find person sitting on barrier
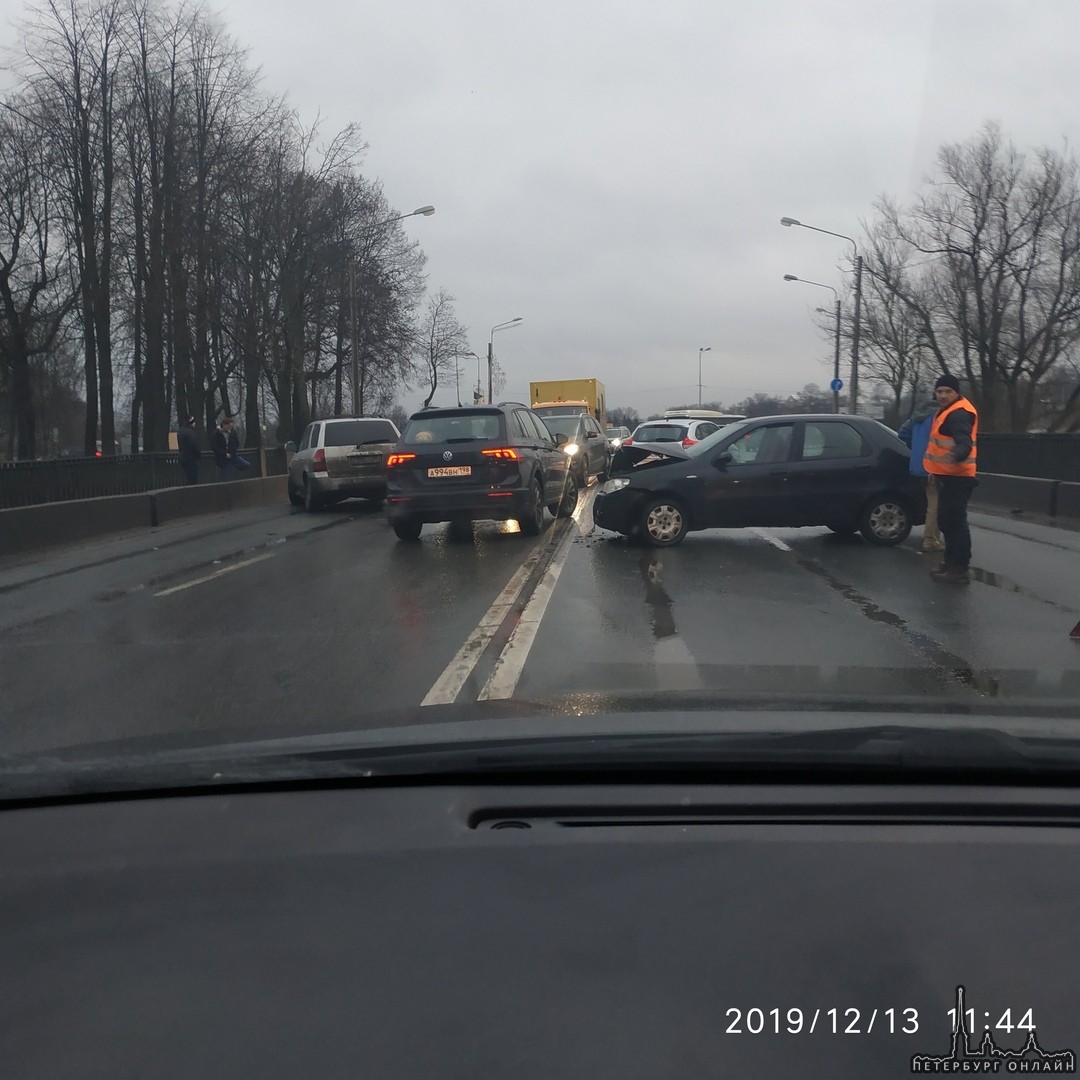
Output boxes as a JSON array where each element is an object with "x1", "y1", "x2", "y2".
[{"x1": 211, "y1": 415, "x2": 251, "y2": 483}]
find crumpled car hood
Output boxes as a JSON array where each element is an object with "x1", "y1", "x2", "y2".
[{"x1": 611, "y1": 441, "x2": 691, "y2": 473}]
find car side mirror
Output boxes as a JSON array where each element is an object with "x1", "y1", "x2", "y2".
[
  {"x1": 555, "y1": 432, "x2": 568, "y2": 446},
  {"x1": 284, "y1": 441, "x2": 297, "y2": 454},
  {"x1": 586, "y1": 431, "x2": 598, "y2": 439},
  {"x1": 713, "y1": 451, "x2": 733, "y2": 469}
]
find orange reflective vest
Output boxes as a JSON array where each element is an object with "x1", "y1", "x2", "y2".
[{"x1": 923, "y1": 397, "x2": 978, "y2": 477}]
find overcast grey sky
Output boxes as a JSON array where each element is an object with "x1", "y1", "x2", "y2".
[{"x1": 4, "y1": 0, "x2": 1080, "y2": 415}]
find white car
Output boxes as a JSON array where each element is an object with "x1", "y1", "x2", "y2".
[
  {"x1": 626, "y1": 416, "x2": 737, "y2": 448},
  {"x1": 287, "y1": 416, "x2": 401, "y2": 512}
]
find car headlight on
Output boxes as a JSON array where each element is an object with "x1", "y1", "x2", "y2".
[
  {"x1": 563, "y1": 442, "x2": 580, "y2": 456},
  {"x1": 600, "y1": 477, "x2": 630, "y2": 494},
  {"x1": 609, "y1": 437, "x2": 622, "y2": 447}
]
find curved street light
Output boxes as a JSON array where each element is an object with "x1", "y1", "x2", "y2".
[
  {"x1": 351, "y1": 204, "x2": 435, "y2": 413},
  {"x1": 783, "y1": 274, "x2": 842, "y2": 414},
  {"x1": 698, "y1": 347, "x2": 712, "y2": 407},
  {"x1": 488, "y1": 318, "x2": 523, "y2": 404},
  {"x1": 780, "y1": 216, "x2": 862, "y2": 413}
]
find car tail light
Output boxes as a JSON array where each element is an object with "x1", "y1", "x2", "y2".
[
  {"x1": 482, "y1": 448, "x2": 521, "y2": 461},
  {"x1": 387, "y1": 453, "x2": 416, "y2": 467},
  {"x1": 313, "y1": 448, "x2": 328, "y2": 473},
  {"x1": 682, "y1": 437, "x2": 697, "y2": 447},
  {"x1": 623, "y1": 437, "x2": 633, "y2": 446}
]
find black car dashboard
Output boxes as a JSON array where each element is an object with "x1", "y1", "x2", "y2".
[{"x1": 2, "y1": 778, "x2": 1078, "y2": 1078}]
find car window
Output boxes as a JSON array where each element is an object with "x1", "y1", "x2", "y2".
[
  {"x1": 542, "y1": 416, "x2": 581, "y2": 439},
  {"x1": 801, "y1": 422, "x2": 869, "y2": 460},
  {"x1": 696, "y1": 422, "x2": 718, "y2": 439},
  {"x1": 402, "y1": 413, "x2": 502, "y2": 443},
  {"x1": 310, "y1": 423, "x2": 322, "y2": 448},
  {"x1": 512, "y1": 410, "x2": 537, "y2": 440},
  {"x1": 323, "y1": 420, "x2": 399, "y2": 447},
  {"x1": 633, "y1": 423, "x2": 687, "y2": 442},
  {"x1": 525, "y1": 411, "x2": 554, "y2": 442},
  {"x1": 298, "y1": 425, "x2": 313, "y2": 452},
  {"x1": 724, "y1": 423, "x2": 796, "y2": 465}
]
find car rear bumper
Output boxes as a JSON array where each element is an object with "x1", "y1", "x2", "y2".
[
  {"x1": 307, "y1": 473, "x2": 386, "y2": 499},
  {"x1": 386, "y1": 485, "x2": 533, "y2": 525}
]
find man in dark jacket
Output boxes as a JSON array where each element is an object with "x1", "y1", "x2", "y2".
[
  {"x1": 178, "y1": 414, "x2": 201, "y2": 485},
  {"x1": 923, "y1": 373, "x2": 979, "y2": 584},
  {"x1": 211, "y1": 415, "x2": 251, "y2": 483}
]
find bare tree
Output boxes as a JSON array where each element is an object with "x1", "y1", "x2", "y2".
[
  {"x1": 21, "y1": 0, "x2": 125, "y2": 453},
  {"x1": 850, "y1": 224, "x2": 935, "y2": 424},
  {"x1": 869, "y1": 123, "x2": 1080, "y2": 431},
  {"x1": 6, "y1": 0, "x2": 430, "y2": 457},
  {"x1": 417, "y1": 288, "x2": 468, "y2": 407},
  {"x1": 0, "y1": 101, "x2": 76, "y2": 456}
]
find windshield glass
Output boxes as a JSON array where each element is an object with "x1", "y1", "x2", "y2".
[
  {"x1": 1, "y1": 0, "x2": 1078, "y2": 799},
  {"x1": 632, "y1": 423, "x2": 687, "y2": 442},
  {"x1": 401, "y1": 413, "x2": 502, "y2": 443},
  {"x1": 684, "y1": 420, "x2": 754, "y2": 457},
  {"x1": 323, "y1": 420, "x2": 398, "y2": 446},
  {"x1": 543, "y1": 417, "x2": 583, "y2": 439}
]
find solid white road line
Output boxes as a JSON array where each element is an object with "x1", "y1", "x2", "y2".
[
  {"x1": 419, "y1": 529, "x2": 560, "y2": 705},
  {"x1": 477, "y1": 491, "x2": 590, "y2": 701},
  {"x1": 749, "y1": 527, "x2": 792, "y2": 551},
  {"x1": 153, "y1": 553, "x2": 275, "y2": 597}
]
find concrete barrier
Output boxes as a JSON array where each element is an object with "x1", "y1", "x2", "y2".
[
  {"x1": 153, "y1": 476, "x2": 286, "y2": 524},
  {"x1": 0, "y1": 476, "x2": 289, "y2": 560},
  {"x1": 0, "y1": 492, "x2": 152, "y2": 558},
  {"x1": 1056, "y1": 481, "x2": 1080, "y2": 521},
  {"x1": 970, "y1": 473, "x2": 1057, "y2": 516}
]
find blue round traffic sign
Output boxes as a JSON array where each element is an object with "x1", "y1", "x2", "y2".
[{"x1": 830, "y1": 378, "x2": 844, "y2": 392}]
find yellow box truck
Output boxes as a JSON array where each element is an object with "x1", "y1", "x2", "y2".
[{"x1": 530, "y1": 379, "x2": 607, "y2": 428}]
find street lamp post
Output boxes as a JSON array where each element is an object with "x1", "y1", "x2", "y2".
[
  {"x1": 783, "y1": 274, "x2": 841, "y2": 414},
  {"x1": 780, "y1": 216, "x2": 862, "y2": 415},
  {"x1": 488, "y1": 318, "x2": 523, "y2": 404},
  {"x1": 462, "y1": 351, "x2": 482, "y2": 404},
  {"x1": 350, "y1": 205, "x2": 435, "y2": 415},
  {"x1": 698, "y1": 347, "x2": 711, "y2": 407}
]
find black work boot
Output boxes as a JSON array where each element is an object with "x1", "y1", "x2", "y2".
[{"x1": 931, "y1": 564, "x2": 970, "y2": 584}]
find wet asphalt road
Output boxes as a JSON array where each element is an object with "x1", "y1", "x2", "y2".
[{"x1": 2, "y1": 488, "x2": 1079, "y2": 756}]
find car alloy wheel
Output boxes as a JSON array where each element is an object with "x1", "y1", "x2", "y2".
[
  {"x1": 641, "y1": 498, "x2": 687, "y2": 546},
  {"x1": 520, "y1": 479, "x2": 546, "y2": 536},
  {"x1": 859, "y1": 497, "x2": 911, "y2": 546}
]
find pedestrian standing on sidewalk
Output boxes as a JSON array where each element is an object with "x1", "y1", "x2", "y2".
[
  {"x1": 897, "y1": 398, "x2": 944, "y2": 554},
  {"x1": 923, "y1": 373, "x2": 979, "y2": 585},
  {"x1": 178, "y1": 414, "x2": 201, "y2": 485}
]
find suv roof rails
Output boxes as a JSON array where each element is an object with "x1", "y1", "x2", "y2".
[{"x1": 496, "y1": 401, "x2": 530, "y2": 409}]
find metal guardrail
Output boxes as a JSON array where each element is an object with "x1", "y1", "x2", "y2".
[
  {"x1": 978, "y1": 434, "x2": 1080, "y2": 482},
  {"x1": 3, "y1": 435, "x2": 1077, "y2": 507},
  {"x1": 0, "y1": 448, "x2": 289, "y2": 509}
]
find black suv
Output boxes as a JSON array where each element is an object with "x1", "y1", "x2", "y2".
[{"x1": 385, "y1": 404, "x2": 578, "y2": 541}]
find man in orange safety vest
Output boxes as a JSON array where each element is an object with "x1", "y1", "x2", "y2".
[{"x1": 923, "y1": 373, "x2": 978, "y2": 585}]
